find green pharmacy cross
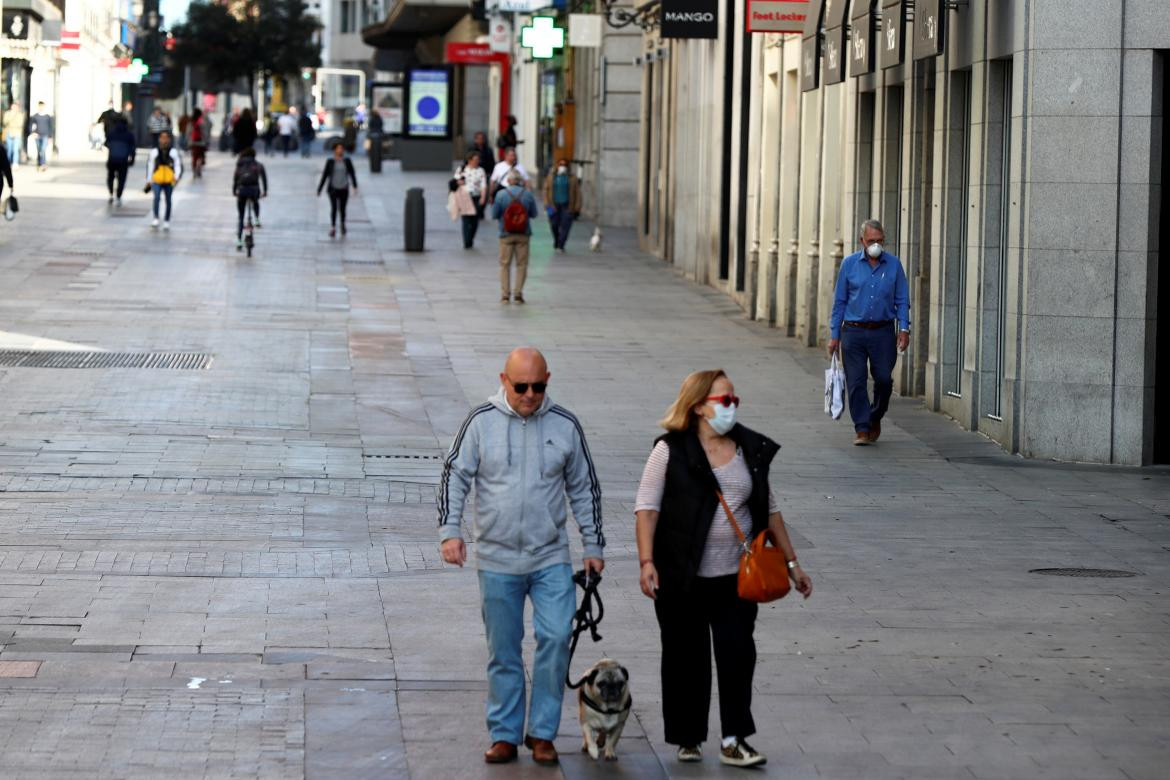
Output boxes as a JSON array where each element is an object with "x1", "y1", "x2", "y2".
[{"x1": 520, "y1": 16, "x2": 565, "y2": 60}]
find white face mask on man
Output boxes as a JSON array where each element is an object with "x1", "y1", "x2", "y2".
[
  {"x1": 866, "y1": 242, "x2": 884, "y2": 259},
  {"x1": 556, "y1": 166, "x2": 568, "y2": 175}
]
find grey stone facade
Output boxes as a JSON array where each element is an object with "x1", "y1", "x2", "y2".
[{"x1": 633, "y1": 0, "x2": 1170, "y2": 465}]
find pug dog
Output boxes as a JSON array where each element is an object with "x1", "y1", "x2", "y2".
[{"x1": 577, "y1": 658, "x2": 631, "y2": 761}]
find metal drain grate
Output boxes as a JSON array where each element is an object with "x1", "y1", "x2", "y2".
[
  {"x1": 364, "y1": 453, "x2": 443, "y2": 460},
  {"x1": 0, "y1": 350, "x2": 214, "y2": 370},
  {"x1": 1029, "y1": 568, "x2": 1140, "y2": 578}
]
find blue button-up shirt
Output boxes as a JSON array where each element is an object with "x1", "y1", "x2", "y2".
[{"x1": 829, "y1": 250, "x2": 911, "y2": 339}]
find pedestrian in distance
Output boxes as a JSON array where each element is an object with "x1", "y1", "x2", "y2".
[
  {"x1": 144, "y1": 131, "x2": 182, "y2": 230},
  {"x1": 261, "y1": 115, "x2": 277, "y2": 155},
  {"x1": 277, "y1": 107, "x2": 297, "y2": 157},
  {"x1": 492, "y1": 169, "x2": 538, "y2": 304},
  {"x1": 439, "y1": 346, "x2": 605, "y2": 767},
  {"x1": 542, "y1": 158, "x2": 581, "y2": 252},
  {"x1": 97, "y1": 101, "x2": 122, "y2": 137},
  {"x1": 453, "y1": 151, "x2": 488, "y2": 249},
  {"x1": 0, "y1": 137, "x2": 13, "y2": 208},
  {"x1": 3, "y1": 102, "x2": 25, "y2": 167},
  {"x1": 232, "y1": 147, "x2": 267, "y2": 250},
  {"x1": 29, "y1": 102, "x2": 53, "y2": 171},
  {"x1": 635, "y1": 369, "x2": 812, "y2": 767},
  {"x1": 498, "y1": 114, "x2": 518, "y2": 150},
  {"x1": 471, "y1": 130, "x2": 496, "y2": 176},
  {"x1": 489, "y1": 146, "x2": 530, "y2": 202},
  {"x1": 147, "y1": 107, "x2": 170, "y2": 148},
  {"x1": 188, "y1": 108, "x2": 209, "y2": 178},
  {"x1": 104, "y1": 118, "x2": 136, "y2": 207},
  {"x1": 826, "y1": 219, "x2": 911, "y2": 446},
  {"x1": 233, "y1": 108, "x2": 257, "y2": 155},
  {"x1": 297, "y1": 109, "x2": 315, "y2": 158},
  {"x1": 317, "y1": 141, "x2": 358, "y2": 238}
]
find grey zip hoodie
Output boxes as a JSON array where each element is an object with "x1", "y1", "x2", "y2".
[{"x1": 438, "y1": 388, "x2": 604, "y2": 574}]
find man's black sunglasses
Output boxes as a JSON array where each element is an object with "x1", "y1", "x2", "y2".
[{"x1": 510, "y1": 381, "x2": 547, "y2": 395}]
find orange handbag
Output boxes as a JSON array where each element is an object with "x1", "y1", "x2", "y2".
[{"x1": 717, "y1": 491, "x2": 791, "y2": 602}]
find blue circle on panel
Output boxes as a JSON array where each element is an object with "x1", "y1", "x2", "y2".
[{"x1": 417, "y1": 96, "x2": 441, "y2": 120}]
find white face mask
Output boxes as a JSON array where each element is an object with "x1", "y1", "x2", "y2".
[
  {"x1": 707, "y1": 402, "x2": 737, "y2": 435},
  {"x1": 557, "y1": 166, "x2": 568, "y2": 175},
  {"x1": 866, "y1": 242, "x2": 884, "y2": 259}
]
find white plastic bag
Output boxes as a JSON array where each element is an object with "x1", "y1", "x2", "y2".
[{"x1": 824, "y1": 352, "x2": 845, "y2": 419}]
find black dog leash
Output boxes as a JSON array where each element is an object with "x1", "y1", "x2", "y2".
[{"x1": 565, "y1": 569, "x2": 604, "y2": 689}]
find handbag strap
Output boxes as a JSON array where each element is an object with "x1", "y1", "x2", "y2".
[{"x1": 715, "y1": 490, "x2": 747, "y2": 545}]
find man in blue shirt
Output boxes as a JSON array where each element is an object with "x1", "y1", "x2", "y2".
[{"x1": 827, "y1": 219, "x2": 911, "y2": 445}]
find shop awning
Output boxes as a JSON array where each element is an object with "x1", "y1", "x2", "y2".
[{"x1": 362, "y1": 0, "x2": 469, "y2": 50}]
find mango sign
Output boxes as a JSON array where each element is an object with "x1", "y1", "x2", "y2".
[{"x1": 747, "y1": 0, "x2": 811, "y2": 33}]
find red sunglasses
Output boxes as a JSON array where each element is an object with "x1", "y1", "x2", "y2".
[{"x1": 707, "y1": 394, "x2": 740, "y2": 407}]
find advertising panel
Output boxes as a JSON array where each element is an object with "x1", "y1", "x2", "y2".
[
  {"x1": 371, "y1": 85, "x2": 403, "y2": 135},
  {"x1": 405, "y1": 68, "x2": 451, "y2": 139},
  {"x1": 661, "y1": 0, "x2": 719, "y2": 39},
  {"x1": 747, "y1": 0, "x2": 811, "y2": 35}
]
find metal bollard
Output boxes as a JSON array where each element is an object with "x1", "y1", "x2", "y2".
[{"x1": 404, "y1": 187, "x2": 425, "y2": 252}]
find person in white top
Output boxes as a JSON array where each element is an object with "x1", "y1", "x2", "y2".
[
  {"x1": 634, "y1": 369, "x2": 812, "y2": 768},
  {"x1": 489, "y1": 146, "x2": 529, "y2": 199},
  {"x1": 276, "y1": 107, "x2": 298, "y2": 157}
]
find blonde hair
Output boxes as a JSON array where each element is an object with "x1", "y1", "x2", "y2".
[{"x1": 659, "y1": 369, "x2": 726, "y2": 431}]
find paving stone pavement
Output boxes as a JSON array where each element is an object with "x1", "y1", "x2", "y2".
[{"x1": 0, "y1": 151, "x2": 1167, "y2": 779}]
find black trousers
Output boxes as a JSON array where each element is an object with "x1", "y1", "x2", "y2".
[
  {"x1": 237, "y1": 195, "x2": 260, "y2": 238},
  {"x1": 328, "y1": 187, "x2": 349, "y2": 227},
  {"x1": 654, "y1": 573, "x2": 758, "y2": 745},
  {"x1": 106, "y1": 161, "x2": 128, "y2": 197},
  {"x1": 461, "y1": 214, "x2": 479, "y2": 247}
]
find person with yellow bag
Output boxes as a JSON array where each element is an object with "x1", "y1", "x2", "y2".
[
  {"x1": 143, "y1": 131, "x2": 183, "y2": 230},
  {"x1": 634, "y1": 369, "x2": 812, "y2": 768}
]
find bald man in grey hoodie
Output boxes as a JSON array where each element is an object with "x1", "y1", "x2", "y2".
[{"x1": 439, "y1": 347, "x2": 604, "y2": 767}]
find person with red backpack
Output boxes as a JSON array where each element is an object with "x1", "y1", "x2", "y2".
[
  {"x1": 491, "y1": 169, "x2": 539, "y2": 304},
  {"x1": 232, "y1": 147, "x2": 267, "y2": 249}
]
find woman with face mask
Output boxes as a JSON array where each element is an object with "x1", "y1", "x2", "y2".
[{"x1": 634, "y1": 369, "x2": 812, "y2": 768}]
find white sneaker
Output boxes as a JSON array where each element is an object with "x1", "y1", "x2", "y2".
[
  {"x1": 162, "y1": 221, "x2": 170, "y2": 231},
  {"x1": 115, "y1": 198, "x2": 122, "y2": 207},
  {"x1": 108, "y1": 195, "x2": 114, "y2": 204},
  {"x1": 677, "y1": 745, "x2": 702, "y2": 763},
  {"x1": 151, "y1": 218, "x2": 159, "y2": 228},
  {"x1": 720, "y1": 739, "x2": 766, "y2": 767}
]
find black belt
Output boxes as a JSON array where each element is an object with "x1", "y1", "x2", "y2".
[{"x1": 844, "y1": 320, "x2": 894, "y2": 330}]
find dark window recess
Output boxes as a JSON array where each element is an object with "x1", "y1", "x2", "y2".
[{"x1": 1155, "y1": 52, "x2": 1169, "y2": 462}]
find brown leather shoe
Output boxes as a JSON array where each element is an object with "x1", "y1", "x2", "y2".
[
  {"x1": 869, "y1": 419, "x2": 881, "y2": 442},
  {"x1": 524, "y1": 735, "x2": 559, "y2": 765},
  {"x1": 484, "y1": 741, "x2": 518, "y2": 764},
  {"x1": 853, "y1": 431, "x2": 870, "y2": 446}
]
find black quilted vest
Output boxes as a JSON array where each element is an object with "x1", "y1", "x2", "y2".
[{"x1": 651, "y1": 424, "x2": 779, "y2": 594}]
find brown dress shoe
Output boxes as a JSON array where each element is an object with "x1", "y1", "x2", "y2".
[
  {"x1": 869, "y1": 419, "x2": 881, "y2": 442},
  {"x1": 484, "y1": 741, "x2": 518, "y2": 764},
  {"x1": 524, "y1": 735, "x2": 559, "y2": 765},
  {"x1": 853, "y1": 431, "x2": 870, "y2": 446}
]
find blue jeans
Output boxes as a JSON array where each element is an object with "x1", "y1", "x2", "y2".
[
  {"x1": 549, "y1": 205, "x2": 574, "y2": 248},
  {"x1": 841, "y1": 325, "x2": 897, "y2": 433},
  {"x1": 151, "y1": 183, "x2": 173, "y2": 220},
  {"x1": 5, "y1": 136, "x2": 18, "y2": 165},
  {"x1": 478, "y1": 563, "x2": 575, "y2": 743},
  {"x1": 35, "y1": 136, "x2": 47, "y2": 167}
]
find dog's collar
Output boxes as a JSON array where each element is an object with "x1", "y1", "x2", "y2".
[{"x1": 581, "y1": 692, "x2": 632, "y2": 716}]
